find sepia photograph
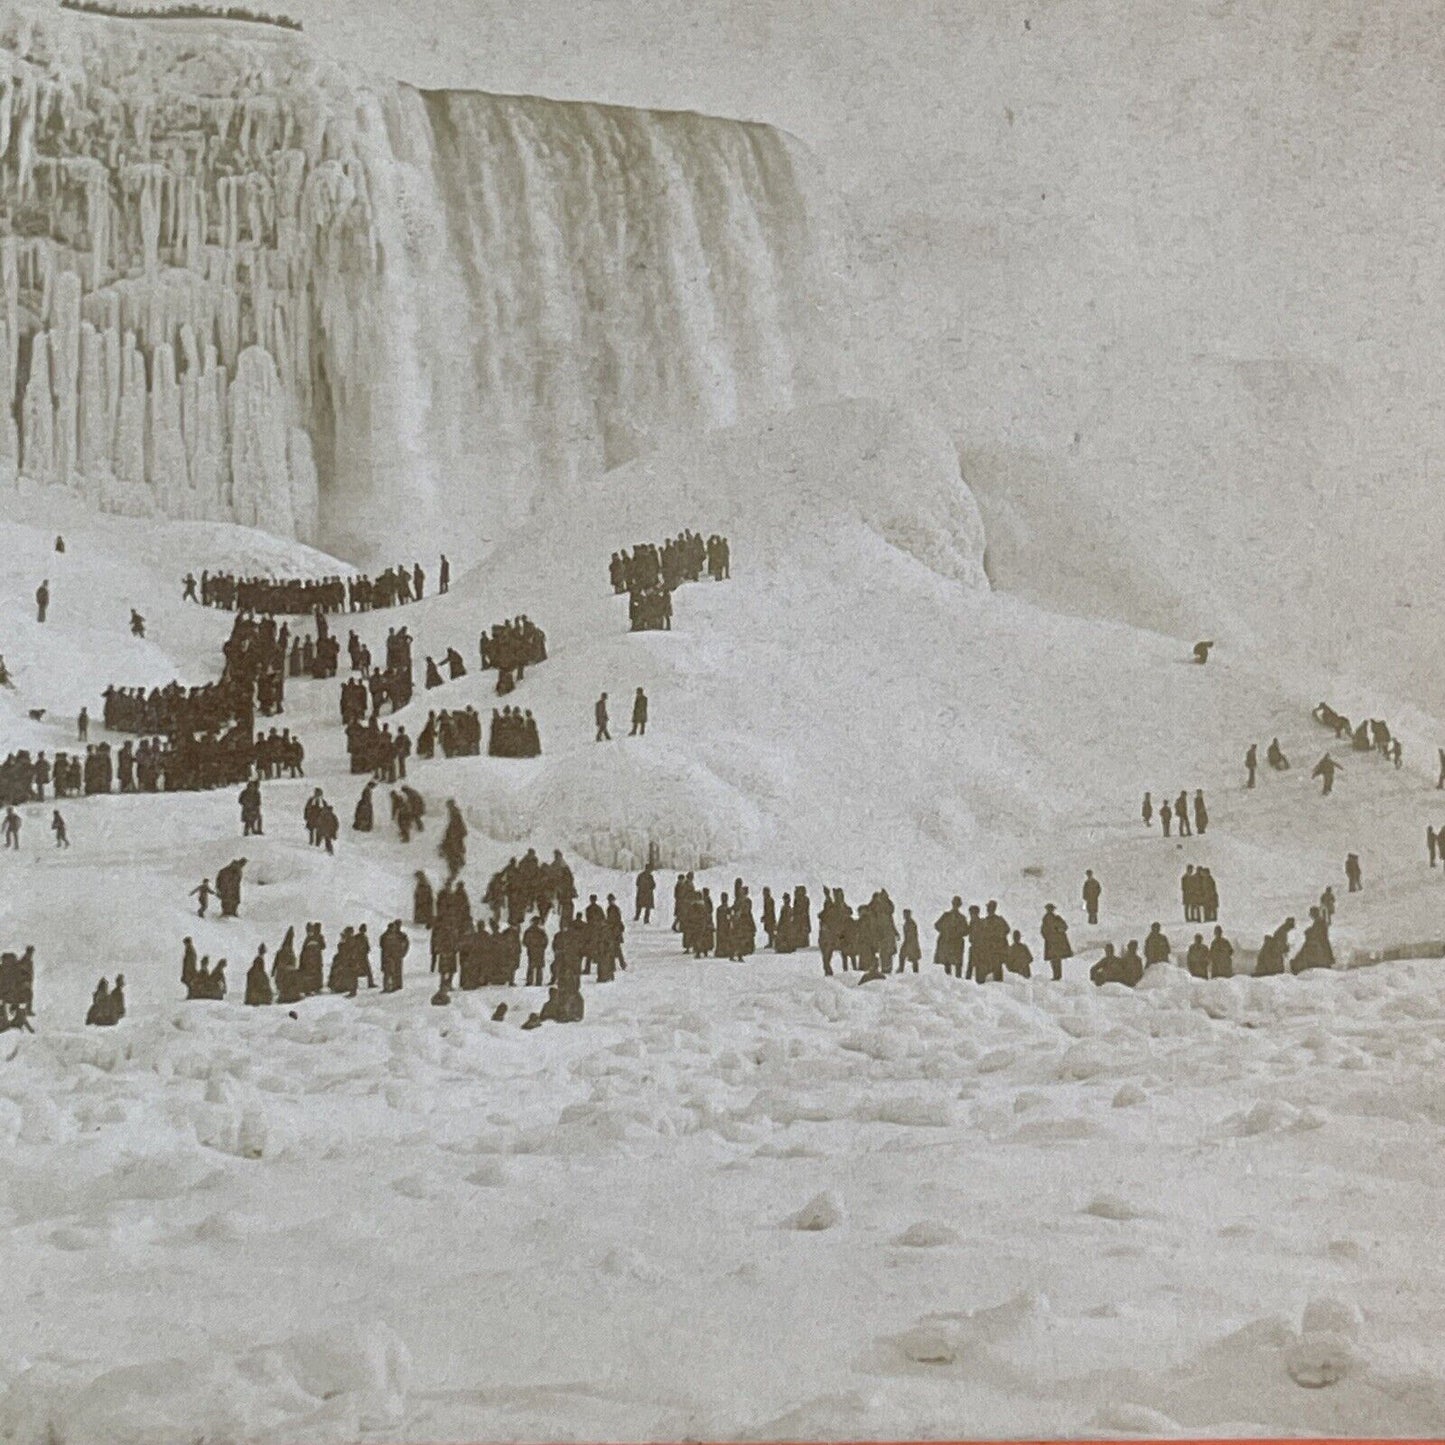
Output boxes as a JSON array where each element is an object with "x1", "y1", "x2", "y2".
[{"x1": 0, "y1": 0, "x2": 1443, "y2": 1439}]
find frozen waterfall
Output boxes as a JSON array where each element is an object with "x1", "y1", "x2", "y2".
[{"x1": 0, "y1": 1, "x2": 837, "y2": 556}]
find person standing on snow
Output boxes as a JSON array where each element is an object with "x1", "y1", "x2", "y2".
[
  {"x1": 1345, "y1": 853, "x2": 1363, "y2": 893},
  {"x1": 35, "y1": 580, "x2": 48, "y2": 624},
  {"x1": 630, "y1": 687, "x2": 648, "y2": 737},
  {"x1": 595, "y1": 692, "x2": 611, "y2": 742},
  {"x1": 1082, "y1": 869, "x2": 1102, "y2": 925}
]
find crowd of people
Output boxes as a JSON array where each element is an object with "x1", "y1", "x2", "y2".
[
  {"x1": 418, "y1": 708, "x2": 482, "y2": 760},
  {"x1": 490, "y1": 707, "x2": 541, "y2": 758},
  {"x1": 0, "y1": 726, "x2": 274, "y2": 807},
  {"x1": 609, "y1": 531, "x2": 730, "y2": 596},
  {"x1": 344, "y1": 719, "x2": 413, "y2": 779},
  {"x1": 1140, "y1": 789, "x2": 1209, "y2": 837},
  {"x1": 187, "y1": 561, "x2": 436, "y2": 614},
  {"x1": 611, "y1": 532, "x2": 729, "y2": 631},
  {"x1": 338, "y1": 664, "x2": 414, "y2": 726},
  {"x1": 478, "y1": 616, "x2": 547, "y2": 694}
]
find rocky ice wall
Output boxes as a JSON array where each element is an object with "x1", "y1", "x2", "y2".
[{"x1": 0, "y1": 2, "x2": 836, "y2": 555}]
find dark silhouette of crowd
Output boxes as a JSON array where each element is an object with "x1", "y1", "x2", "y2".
[
  {"x1": 479, "y1": 616, "x2": 547, "y2": 694},
  {"x1": 418, "y1": 708, "x2": 482, "y2": 759},
  {"x1": 610, "y1": 531, "x2": 729, "y2": 596},
  {"x1": 189, "y1": 562, "x2": 428, "y2": 614},
  {"x1": 0, "y1": 945, "x2": 35, "y2": 1032},
  {"x1": 489, "y1": 707, "x2": 541, "y2": 758},
  {"x1": 611, "y1": 532, "x2": 728, "y2": 630},
  {"x1": 0, "y1": 723, "x2": 276, "y2": 805},
  {"x1": 344, "y1": 718, "x2": 412, "y2": 779}
]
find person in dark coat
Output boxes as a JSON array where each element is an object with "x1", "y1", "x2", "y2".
[
  {"x1": 380, "y1": 920, "x2": 410, "y2": 992},
  {"x1": 634, "y1": 867, "x2": 656, "y2": 923},
  {"x1": 1208, "y1": 926, "x2": 1234, "y2": 979},
  {"x1": 1040, "y1": 904, "x2": 1072, "y2": 981},
  {"x1": 1193, "y1": 790, "x2": 1208, "y2": 835},
  {"x1": 1005, "y1": 930, "x2": 1033, "y2": 977},
  {"x1": 413, "y1": 871, "x2": 434, "y2": 927},
  {"x1": 1290, "y1": 908, "x2": 1334, "y2": 973},
  {"x1": 1185, "y1": 933, "x2": 1210, "y2": 978},
  {"x1": 245, "y1": 948, "x2": 273, "y2": 1005},
  {"x1": 85, "y1": 977, "x2": 113, "y2": 1026},
  {"x1": 898, "y1": 909, "x2": 921, "y2": 972},
  {"x1": 1160, "y1": 799, "x2": 1172, "y2": 837},
  {"x1": 1345, "y1": 852, "x2": 1363, "y2": 893},
  {"x1": 1082, "y1": 870, "x2": 1102, "y2": 925},
  {"x1": 934, "y1": 898, "x2": 968, "y2": 978},
  {"x1": 523, "y1": 916, "x2": 548, "y2": 986},
  {"x1": 630, "y1": 688, "x2": 648, "y2": 736},
  {"x1": 595, "y1": 693, "x2": 611, "y2": 742},
  {"x1": 1143, "y1": 922, "x2": 1171, "y2": 968},
  {"x1": 215, "y1": 859, "x2": 246, "y2": 918},
  {"x1": 353, "y1": 780, "x2": 375, "y2": 832},
  {"x1": 1245, "y1": 743, "x2": 1257, "y2": 788},
  {"x1": 440, "y1": 800, "x2": 467, "y2": 879}
]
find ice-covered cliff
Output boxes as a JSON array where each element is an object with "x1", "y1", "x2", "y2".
[{"x1": 0, "y1": 1, "x2": 836, "y2": 554}]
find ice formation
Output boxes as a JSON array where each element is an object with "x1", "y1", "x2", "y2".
[{"x1": 0, "y1": 1, "x2": 835, "y2": 553}]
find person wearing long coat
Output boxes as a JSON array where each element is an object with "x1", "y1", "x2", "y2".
[
  {"x1": 934, "y1": 899, "x2": 968, "y2": 977},
  {"x1": 245, "y1": 949, "x2": 274, "y2": 1005},
  {"x1": 353, "y1": 781, "x2": 375, "y2": 832},
  {"x1": 1040, "y1": 905, "x2": 1073, "y2": 981},
  {"x1": 413, "y1": 871, "x2": 435, "y2": 928}
]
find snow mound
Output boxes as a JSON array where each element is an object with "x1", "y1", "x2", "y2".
[
  {"x1": 895, "y1": 1221, "x2": 960, "y2": 1248},
  {"x1": 1083, "y1": 1193, "x2": 1149, "y2": 1222},
  {"x1": 0, "y1": 1321, "x2": 411, "y2": 1443},
  {"x1": 468, "y1": 744, "x2": 763, "y2": 872},
  {"x1": 786, "y1": 1190, "x2": 845, "y2": 1231}
]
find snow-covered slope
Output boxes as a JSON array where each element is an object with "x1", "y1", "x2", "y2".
[{"x1": 4, "y1": 401, "x2": 1445, "y2": 1438}]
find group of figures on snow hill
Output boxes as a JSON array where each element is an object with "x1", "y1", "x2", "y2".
[
  {"x1": 415, "y1": 851, "x2": 599, "y2": 1022},
  {"x1": 84, "y1": 974, "x2": 125, "y2": 1027},
  {"x1": 344, "y1": 718, "x2": 413, "y2": 779},
  {"x1": 1244, "y1": 706, "x2": 1404, "y2": 798},
  {"x1": 185, "y1": 557, "x2": 445, "y2": 614},
  {"x1": 351, "y1": 778, "x2": 427, "y2": 841},
  {"x1": 489, "y1": 707, "x2": 542, "y2": 759},
  {"x1": 610, "y1": 531, "x2": 730, "y2": 596},
  {"x1": 338, "y1": 666, "x2": 414, "y2": 729},
  {"x1": 179, "y1": 919, "x2": 414, "y2": 1005},
  {"x1": 424, "y1": 647, "x2": 469, "y2": 690},
  {"x1": 611, "y1": 531, "x2": 730, "y2": 632},
  {"x1": 478, "y1": 615, "x2": 548, "y2": 696},
  {"x1": 418, "y1": 708, "x2": 482, "y2": 759},
  {"x1": 0, "y1": 727, "x2": 268, "y2": 807},
  {"x1": 1140, "y1": 789, "x2": 1209, "y2": 837},
  {"x1": 0, "y1": 945, "x2": 35, "y2": 1032},
  {"x1": 287, "y1": 619, "x2": 343, "y2": 680}
]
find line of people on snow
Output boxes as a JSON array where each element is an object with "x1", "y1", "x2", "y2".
[
  {"x1": 417, "y1": 708, "x2": 482, "y2": 759},
  {"x1": 610, "y1": 531, "x2": 729, "y2": 596},
  {"x1": 1140, "y1": 789, "x2": 1209, "y2": 836},
  {"x1": 0, "y1": 726, "x2": 271, "y2": 806},
  {"x1": 187, "y1": 561, "x2": 438, "y2": 614}
]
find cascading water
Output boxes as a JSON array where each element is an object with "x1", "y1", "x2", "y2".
[{"x1": 0, "y1": 0, "x2": 837, "y2": 557}]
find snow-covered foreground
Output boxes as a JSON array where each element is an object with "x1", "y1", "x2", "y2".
[
  {"x1": 5, "y1": 936, "x2": 1445, "y2": 1441},
  {"x1": 4, "y1": 413, "x2": 1445, "y2": 1439}
]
